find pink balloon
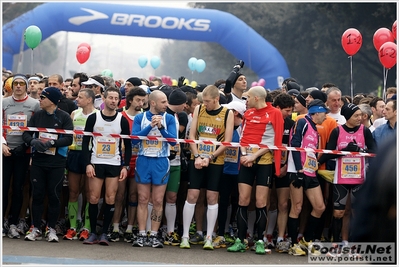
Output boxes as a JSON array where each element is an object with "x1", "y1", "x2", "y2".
[
  {"x1": 393, "y1": 20, "x2": 397, "y2": 40},
  {"x1": 251, "y1": 81, "x2": 258, "y2": 87},
  {"x1": 258, "y1": 78, "x2": 266, "y2": 86}
]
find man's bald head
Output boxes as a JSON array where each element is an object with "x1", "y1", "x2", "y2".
[
  {"x1": 249, "y1": 86, "x2": 267, "y2": 100},
  {"x1": 149, "y1": 90, "x2": 167, "y2": 102}
]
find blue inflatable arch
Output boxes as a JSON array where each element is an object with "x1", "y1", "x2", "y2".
[{"x1": 2, "y1": 2, "x2": 290, "y2": 89}]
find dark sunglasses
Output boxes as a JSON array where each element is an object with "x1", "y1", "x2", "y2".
[
  {"x1": 40, "y1": 95, "x2": 47, "y2": 100},
  {"x1": 13, "y1": 81, "x2": 26, "y2": 86},
  {"x1": 84, "y1": 85, "x2": 94, "y2": 89}
]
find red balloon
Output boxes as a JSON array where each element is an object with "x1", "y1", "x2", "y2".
[
  {"x1": 392, "y1": 20, "x2": 397, "y2": 40},
  {"x1": 341, "y1": 28, "x2": 362, "y2": 56},
  {"x1": 379, "y1": 42, "x2": 397, "y2": 69},
  {"x1": 373, "y1": 28, "x2": 394, "y2": 51},
  {"x1": 78, "y1": 42, "x2": 91, "y2": 53},
  {"x1": 76, "y1": 46, "x2": 90, "y2": 64}
]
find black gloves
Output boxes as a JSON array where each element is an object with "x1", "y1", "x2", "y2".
[
  {"x1": 342, "y1": 141, "x2": 360, "y2": 152},
  {"x1": 11, "y1": 143, "x2": 29, "y2": 157},
  {"x1": 178, "y1": 76, "x2": 186, "y2": 87},
  {"x1": 31, "y1": 139, "x2": 52, "y2": 153},
  {"x1": 292, "y1": 172, "x2": 305, "y2": 188}
]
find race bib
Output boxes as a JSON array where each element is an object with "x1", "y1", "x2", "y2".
[
  {"x1": 303, "y1": 152, "x2": 318, "y2": 174},
  {"x1": 38, "y1": 132, "x2": 58, "y2": 156},
  {"x1": 224, "y1": 147, "x2": 239, "y2": 163},
  {"x1": 246, "y1": 147, "x2": 259, "y2": 156},
  {"x1": 198, "y1": 137, "x2": 216, "y2": 158},
  {"x1": 74, "y1": 126, "x2": 84, "y2": 147},
  {"x1": 95, "y1": 137, "x2": 117, "y2": 158},
  {"x1": 143, "y1": 139, "x2": 162, "y2": 157},
  {"x1": 7, "y1": 114, "x2": 27, "y2": 135},
  {"x1": 132, "y1": 144, "x2": 140, "y2": 156},
  {"x1": 341, "y1": 157, "x2": 361, "y2": 178}
]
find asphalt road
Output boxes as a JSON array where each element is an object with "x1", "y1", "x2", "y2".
[{"x1": 2, "y1": 237, "x2": 313, "y2": 265}]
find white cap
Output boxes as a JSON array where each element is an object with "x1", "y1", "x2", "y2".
[{"x1": 223, "y1": 101, "x2": 246, "y2": 116}]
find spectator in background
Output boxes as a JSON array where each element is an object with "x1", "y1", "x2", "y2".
[
  {"x1": 27, "y1": 76, "x2": 41, "y2": 99},
  {"x1": 358, "y1": 103, "x2": 374, "y2": 132},
  {"x1": 81, "y1": 75, "x2": 105, "y2": 110},
  {"x1": 372, "y1": 99, "x2": 396, "y2": 147},
  {"x1": 63, "y1": 78, "x2": 73, "y2": 96},
  {"x1": 386, "y1": 87, "x2": 397, "y2": 101},
  {"x1": 47, "y1": 74, "x2": 77, "y2": 114}
]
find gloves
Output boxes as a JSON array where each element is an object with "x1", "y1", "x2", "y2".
[
  {"x1": 292, "y1": 172, "x2": 305, "y2": 188},
  {"x1": 342, "y1": 141, "x2": 360, "y2": 152},
  {"x1": 178, "y1": 76, "x2": 186, "y2": 87},
  {"x1": 12, "y1": 143, "x2": 29, "y2": 157},
  {"x1": 31, "y1": 139, "x2": 52, "y2": 153}
]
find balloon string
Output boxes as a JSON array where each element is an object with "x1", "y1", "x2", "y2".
[
  {"x1": 30, "y1": 50, "x2": 33, "y2": 74},
  {"x1": 383, "y1": 67, "x2": 388, "y2": 102},
  {"x1": 349, "y1": 56, "x2": 353, "y2": 101}
]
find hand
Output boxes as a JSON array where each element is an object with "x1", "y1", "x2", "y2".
[
  {"x1": 342, "y1": 141, "x2": 360, "y2": 152},
  {"x1": 31, "y1": 139, "x2": 49, "y2": 153},
  {"x1": 279, "y1": 164, "x2": 288, "y2": 177},
  {"x1": 119, "y1": 168, "x2": 127, "y2": 181},
  {"x1": 12, "y1": 143, "x2": 29, "y2": 157},
  {"x1": 194, "y1": 157, "x2": 203, "y2": 169},
  {"x1": 292, "y1": 172, "x2": 305, "y2": 188},
  {"x1": 201, "y1": 157, "x2": 210, "y2": 168},
  {"x1": 86, "y1": 164, "x2": 96, "y2": 178},
  {"x1": 240, "y1": 154, "x2": 254, "y2": 167},
  {"x1": 2, "y1": 144, "x2": 12, "y2": 157},
  {"x1": 178, "y1": 76, "x2": 186, "y2": 87}
]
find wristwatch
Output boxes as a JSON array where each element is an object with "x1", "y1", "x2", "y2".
[
  {"x1": 210, "y1": 154, "x2": 216, "y2": 162},
  {"x1": 50, "y1": 140, "x2": 55, "y2": 146},
  {"x1": 158, "y1": 125, "x2": 165, "y2": 131},
  {"x1": 241, "y1": 151, "x2": 247, "y2": 156},
  {"x1": 194, "y1": 154, "x2": 200, "y2": 158},
  {"x1": 123, "y1": 166, "x2": 130, "y2": 171}
]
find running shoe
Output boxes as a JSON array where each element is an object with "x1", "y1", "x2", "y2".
[
  {"x1": 79, "y1": 228, "x2": 89, "y2": 241},
  {"x1": 133, "y1": 234, "x2": 146, "y2": 247},
  {"x1": 255, "y1": 240, "x2": 266, "y2": 255},
  {"x1": 227, "y1": 238, "x2": 247, "y2": 252},
  {"x1": 109, "y1": 231, "x2": 120, "y2": 242},
  {"x1": 26, "y1": 225, "x2": 34, "y2": 235},
  {"x1": 212, "y1": 235, "x2": 226, "y2": 249},
  {"x1": 265, "y1": 234, "x2": 275, "y2": 249},
  {"x1": 63, "y1": 228, "x2": 77, "y2": 240},
  {"x1": 25, "y1": 227, "x2": 42, "y2": 241},
  {"x1": 189, "y1": 232, "x2": 204, "y2": 245},
  {"x1": 83, "y1": 233, "x2": 98, "y2": 245},
  {"x1": 288, "y1": 243, "x2": 306, "y2": 256},
  {"x1": 17, "y1": 219, "x2": 29, "y2": 235},
  {"x1": 164, "y1": 232, "x2": 181, "y2": 246},
  {"x1": 55, "y1": 221, "x2": 65, "y2": 236},
  {"x1": 246, "y1": 235, "x2": 255, "y2": 247},
  {"x1": 189, "y1": 222, "x2": 196, "y2": 235},
  {"x1": 275, "y1": 240, "x2": 290, "y2": 253},
  {"x1": 47, "y1": 227, "x2": 59, "y2": 242},
  {"x1": 299, "y1": 237, "x2": 321, "y2": 256},
  {"x1": 98, "y1": 233, "x2": 109, "y2": 246},
  {"x1": 224, "y1": 233, "x2": 235, "y2": 245},
  {"x1": 124, "y1": 231, "x2": 134, "y2": 243},
  {"x1": 179, "y1": 237, "x2": 190, "y2": 249},
  {"x1": 8, "y1": 224, "x2": 20, "y2": 239},
  {"x1": 150, "y1": 235, "x2": 164, "y2": 248},
  {"x1": 203, "y1": 238, "x2": 214, "y2": 250}
]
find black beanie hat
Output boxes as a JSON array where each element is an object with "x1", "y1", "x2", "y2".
[
  {"x1": 126, "y1": 77, "x2": 142, "y2": 87},
  {"x1": 41, "y1": 87, "x2": 62, "y2": 105},
  {"x1": 287, "y1": 81, "x2": 300, "y2": 90},
  {"x1": 296, "y1": 94, "x2": 307, "y2": 108},
  {"x1": 310, "y1": 90, "x2": 327, "y2": 103},
  {"x1": 341, "y1": 103, "x2": 360, "y2": 120},
  {"x1": 233, "y1": 73, "x2": 244, "y2": 85},
  {"x1": 169, "y1": 89, "x2": 187, "y2": 105}
]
